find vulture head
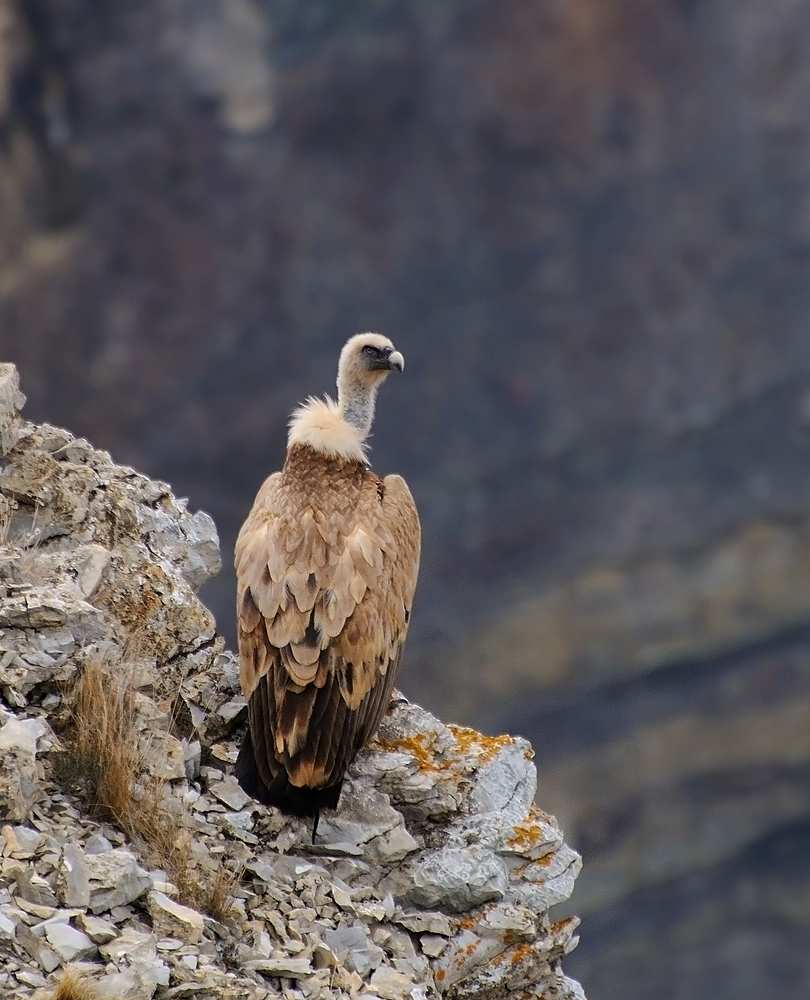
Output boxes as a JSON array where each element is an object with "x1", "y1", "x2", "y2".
[
  {"x1": 338, "y1": 332, "x2": 404, "y2": 386},
  {"x1": 336, "y1": 333, "x2": 404, "y2": 438},
  {"x1": 288, "y1": 333, "x2": 405, "y2": 462}
]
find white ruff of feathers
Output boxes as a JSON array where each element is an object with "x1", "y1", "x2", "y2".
[{"x1": 287, "y1": 397, "x2": 369, "y2": 464}]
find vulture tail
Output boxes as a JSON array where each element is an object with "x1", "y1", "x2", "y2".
[{"x1": 235, "y1": 728, "x2": 344, "y2": 824}]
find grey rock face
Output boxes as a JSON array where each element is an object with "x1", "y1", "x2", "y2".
[
  {"x1": 0, "y1": 365, "x2": 25, "y2": 457},
  {"x1": 404, "y1": 846, "x2": 509, "y2": 913},
  {"x1": 0, "y1": 713, "x2": 48, "y2": 821}
]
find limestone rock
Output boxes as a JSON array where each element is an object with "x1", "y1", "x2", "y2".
[
  {"x1": 43, "y1": 920, "x2": 96, "y2": 963},
  {"x1": 370, "y1": 966, "x2": 421, "y2": 1000},
  {"x1": 0, "y1": 363, "x2": 25, "y2": 456},
  {"x1": 147, "y1": 891, "x2": 205, "y2": 944},
  {"x1": 243, "y1": 956, "x2": 314, "y2": 977},
  {"x1": 76, "y1": 912, "x2": 119, "y2": 944},
  {"x1": 0, "y1": 714, "x2": 47, "y2": 822},
  {"x1": 56, "y1": 844, "x2": 91, "y2": 908},
  {"x1": 402, "y1": 846, "x2": 509, "y2": 913},
  {"x1": 85, "y1": 849, "x2": 151, "y2": 913}
]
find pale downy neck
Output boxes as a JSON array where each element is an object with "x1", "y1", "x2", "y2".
[{"x1": 337, "y1": 374, "x2": 378, "y2": 441}]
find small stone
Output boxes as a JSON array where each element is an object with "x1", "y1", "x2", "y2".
[
  {"x1": 142, "y1": 730, "x2": 188, "y2": 781},
  {"x1": 477, "y1": 901, "x2": 537, "y2": 939},
  {"x1": 210, "y1": 779, "x2": 253, "y2": 812},
  {"x1": 218, "y1": 808, "x2": 254, "y2": 831},
  {"x1": 85, "y1": 834, "x2": 114, "y2": 855},
  {"x1": 369, "y1": 966, "x2": 416, "y2": 1000},
  {"x1": 57, "y1": 844, "x2": 91, "y2": 908},
  {"x1": 43, "y1": 920, "x2": 96, "y2": 962},
  {"x1": 393, "y1": 911, "x2": 454, "y2": 937},
  {"x1": 92, "y1": 969, "x2": 153, "y2": 999},
  {"x1": 85, "y1": 848, "x2": 151, "y2": 913},
  {"x1": 15, "y1": 922, "x2": 60, "y2": 972},
  {"x1": 9, "y1": 825, "x2": 43, "y2": 854},
  {"x1": 332, "y1": 967, "x2": 364, "y2": 995},
  {"x1": 420, "y1": 934, "x2": 447, "y2": 958},
  {"x1": 15, "y1": 969, "x2": 47, "y2": 987},
  {"x1": 147, "y1": 891, "x2": 205, "y2": 944},
  {"x1": 183, "y1": 740, "x2": 201, "y2": 781},
  {"x1": 331, "y1": 884, "x2": 355, "y2": 912},
  {"x1": 14, "y1": 868, "x2": 56, "y2": 906},
  {"x1": 14, "y1": 896, "x2": 56, "y2": 920},
  {"x1": 244, "y1": 957, "x2": 313, "y2": 977},
  {"x1": 209, "y1": 743, "x2": 237, "y2": 764},
  {"x1": 0, "y1": 716, "x2": 46, "y2": 755},
  {"x1": 76, "y1": 912, "x2": 119, "y2": 944},
  {"x1": 312, "y1": 942, "x2": 338, "y2": 969}
]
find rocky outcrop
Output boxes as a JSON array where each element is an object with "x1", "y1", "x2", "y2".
[{"x1": 0, "y1": 364, "x2": 585, "y2": 999}]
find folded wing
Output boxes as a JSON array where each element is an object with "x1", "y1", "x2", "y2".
[{"x1": 235, "y1": 465, "x2": 420, "y2": 813}]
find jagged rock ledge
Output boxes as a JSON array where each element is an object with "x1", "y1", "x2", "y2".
[{"x1": 0, "y1": 363, "x2": 585, "y2": 1000}]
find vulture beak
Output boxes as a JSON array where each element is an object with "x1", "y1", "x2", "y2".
[{"x1": 387, "y1": 350, "x2": 405, "y2": 373}]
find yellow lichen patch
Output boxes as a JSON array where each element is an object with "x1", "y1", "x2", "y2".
[
  {"x1": 448, "y1": 724, "x2": 514, "y2": 764},
  {"x1": 505, "y1": 821, "x2": 543, "y2": 851},
  {"x1": 491, "y1": 941, "x2": 532, "y2": 967},
  {"x1": 373, "y1": 732, "x2": 441, "y2": 772},
  {"x1": 435, "y1": 969, "x2": 446, "y2": 982},
  {"x1": 550, "y1": 916, "x2": 579, "y2": 935},
  {"x1": 509, "y1": 943, "x2": 532, "y2": 965}
]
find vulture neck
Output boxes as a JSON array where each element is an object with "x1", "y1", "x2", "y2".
[
  {"x1": 287, "y1": 365, "x2": 382, "y2": 464},
  {"x1": 337, "y1": 378, "x2": 378, "y2": 440}
]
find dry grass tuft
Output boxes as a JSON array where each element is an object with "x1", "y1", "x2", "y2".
[
  {"x1": 50, "y1": 966, "x2": 101, "y2": 1000},
  {"x1": 55, "y1": 660, "x2": 136, "y2": 820},
  {"x1": 55, "y1": 659, "x2": 236, "y2": 922}
]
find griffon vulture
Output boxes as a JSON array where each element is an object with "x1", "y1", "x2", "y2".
[{"x1": 234, "y1": 333, "x2": 420, "y2": 837}]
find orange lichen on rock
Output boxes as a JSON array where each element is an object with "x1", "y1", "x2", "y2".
[
  {"x1": 505, "y1": 821, "x2": 543, "y2": 850},
  {"x1": 448, "y1": 724, "x2": 514, "y2": 763},
  {"x1": 373, "y1": 732, "x2": 441, "y2": 772},
  {"x1": 510, "y1": 943, "x2": 532, "y2": 964},
  {"x1": 491, "y1": 942, "x2": 533, "y2": 967}
]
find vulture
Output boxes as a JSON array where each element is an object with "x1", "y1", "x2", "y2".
[{"x1": 234, "y1": 332, "x2": 420, "y2": 838}]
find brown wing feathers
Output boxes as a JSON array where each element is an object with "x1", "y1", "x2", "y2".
[{"x1": 234, "y1": 446, "x2": 420, "y2": 820}]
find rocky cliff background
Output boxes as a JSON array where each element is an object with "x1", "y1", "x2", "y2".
[{"x1": 2, "y1": 1, "x2": 810, "y2": 997}]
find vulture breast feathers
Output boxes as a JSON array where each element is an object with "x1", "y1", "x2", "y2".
[{"x1": 234, "y1": 333, "x2": 420, "y2": 827}]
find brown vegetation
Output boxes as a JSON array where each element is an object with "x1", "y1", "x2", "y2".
[
  {"x1": 54, "y1": 659, "x2": 235, "y2": 922},
  {"x1": 50, "y1": 967, "x2": 101, "y2": 1000}
]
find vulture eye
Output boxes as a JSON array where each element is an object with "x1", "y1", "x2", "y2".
[{"x1": 363, "y1": 345, "x2": 378, "y2": 356}]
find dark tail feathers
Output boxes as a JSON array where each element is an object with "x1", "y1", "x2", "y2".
[{"x1": 235, "y1": 727, "x2": 344, "y2": 818}]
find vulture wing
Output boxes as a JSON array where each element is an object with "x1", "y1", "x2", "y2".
[{"x1": 234, "y1": 454, "x2": 420, "y2": 817}]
